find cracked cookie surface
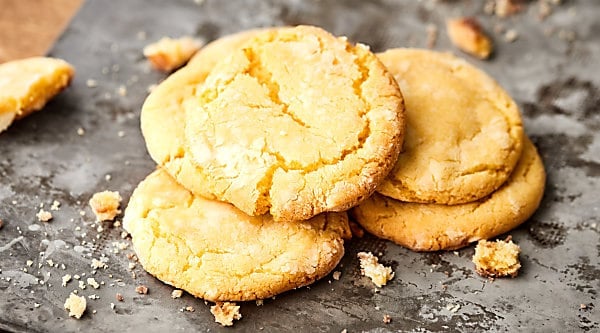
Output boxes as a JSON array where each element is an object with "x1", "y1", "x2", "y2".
[
  {"x1": 142, "y1": 26, "x2": 405, "y2": 222},
  {"x1": 123, "y1": 168, "x2": 350, "y2": 301},
  {"x1": 0, "y1": 57, "x2": 74, "y2": 133},
  {"x1": 352, "y1": 137, "x2": 545, "y2": 251},
  {"x1": 376, "y1": 49, "x2": 523, "y2": 204}
]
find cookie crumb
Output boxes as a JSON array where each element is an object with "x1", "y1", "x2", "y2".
[
  {"x1": 62, "y1": 274, "x2": 72, "y2": 287},
  {"x1": 89, "y1": 191, "x2": 122, "y2": 222},
  {"x1": 110, "y1": 302, "x2": 116, "y2": 310},
  {"x1": 447, "y1": 17, "x2": 493, "y2": 59},
  {"x1": 64, "y1": 293, "x2": 86, "y2": 319},
  {"x1": 91, "y1": 258, "x2": 107, "y2": 270},
  {"x1": 135, "y1": 285, "x2": 148, "y2": 294},
  {"x1": 494, "y1": 0, "x2": 522, "y2": 17},
  {"x1": 143, "y1": 37, "x2": 203, "y2": 72},
  {"x1": 50, "y1": 200, "x2": 61, "y2": 211},
  {"x1": 256, "y1": 300, "x2": 264, "y2": 306},
  {"x1": 383, "y1": 314, "x2": 392, "y2": 324},
  {"x1": 86, "y1": 79, "x2": 98, "y2": 88},
  {"x1": 473, "y1": 238, "x2": 521, "y2": 278},
  {"x1": 446, "y1": 303, "x2": 461, "y2": 313},
  {"x1": 357, "y1": 252, "x2": 394, "y2": 287},
  {"x1": 36, "y1": 209, "x2": 53, "y2": 222},
  {"x1": 580, "y1": 303, "x2": 587, "y2": 310},
  {"x1": 332, "y1": 271, "x2": 342, "y2": 281},
  {"x1": 87, "y1": 277, "x2": 100, "y2": 289},
  {"x1": 504, "y1": 29, "x2": 519, "y2": 43},
  {"x1": 171, "y1": 289, "x2": 183, "y2": 299},
  {"x1": 185, "y1": 306, "x2": 195, "y2": 312},
  {"x1": 210, "y1": 302, "x2": 242, "y2": 327},
  {"x1": 115, "y1": 293, "x2": 124, "y2": 302},
  {"x1": 34, "y1": 303, "x2": 41, "y2": 308}
]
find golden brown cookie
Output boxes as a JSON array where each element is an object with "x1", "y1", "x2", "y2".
[
  {"x1": 376, "y1": 48, "x2": 523, "y2": 204},
  {"x1": 351, "y1": 137, "x2": 545, "y2": 251},
  {"x1": 123, "y1": 168, "x2": 350, "y2": 301},
  {"x1": 0, "y1": 57, "x2": 74, "y2": 133},
  {"x1": 142, "y1": 26, "x2": 405, "y2": 222}
]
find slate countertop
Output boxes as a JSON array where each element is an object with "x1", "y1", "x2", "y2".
[{"x1": 0, "y1": 0, "x2": 598, "y2": 332}]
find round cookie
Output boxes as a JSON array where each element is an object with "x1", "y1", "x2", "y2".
[
  {"x1": 351, "y1": 137, "x2": 545, "y2": 251},
  {"x1": 123, "y1": 168, "x2": 351, "y2": 301},
  {"x1": 376, "y1": 48, "x2": 524, "y2": 204},
  {"x1": 142, "y1": 26, "x2": 405, "y2": 222}
]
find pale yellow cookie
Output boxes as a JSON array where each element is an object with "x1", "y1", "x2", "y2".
[
  {"x1": 181, "y1": 26, "x2": 404, "y2": 221},
  {"x1": 376, "y1": 48, "x2": 523, "y2": 204},
  {"x1": 0, "y1": 57, "x2": 74, "y2": 133},
  {"x1": 352, "y1": 137, "x2": 545, "y2": 251},
  {"x1": 123, "y1": 168, "x2": 351, "y2": 301}
]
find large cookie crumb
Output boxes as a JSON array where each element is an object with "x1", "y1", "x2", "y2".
[
  {"x1": 447, "y1": 17, "x2": 493, "y2": 59},
  {"x1": 210, "y1": 302, "x2": 242, "y2": 326},
  {"x1": 473, "y1": 238, "x2": 521, "y2": 278},
  {"x1": 89, "y1": 191, "x2": 122, "y2": 222},
  {"x1": 143, "y1": 37, "x2": 203, "y2": 72},
  {"x1": 64, "y1": 293, "x2": 86, "y2": 319},
  {"x1": 357, "y1": 252, "x2": 394, "y2": 287}
]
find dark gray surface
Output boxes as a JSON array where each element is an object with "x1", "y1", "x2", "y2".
[{"x1": 0, "y1": 0, "x2": 599, "y2": 332}]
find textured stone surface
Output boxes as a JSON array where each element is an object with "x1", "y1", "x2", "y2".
[{"x1": 0, "y1": 0, "x2": 598, "y2": 332}]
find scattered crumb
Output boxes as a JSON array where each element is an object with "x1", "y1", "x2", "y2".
[
  {"x1": 332, "y1": 271, "x2": 342, "y2": 281},
  {"x1": 446, "y1": 17, "x2": 493, "y2": 59},
  {"x1": 341, "y1": 330, "x2": 348, "y2": 333},
  {"x1": 426, "y1": 24, "x2": 438, "y2": 49},
  {"x1": 473, "y1": 238, "x2": 521, "y2": 278},
  {"x1": 143, "y1": 36, "x2": 203, "y2": 72},
  {"x1": 89, "y1": 191, "x2": 122, "y2": 222},
  {"x1": 110, "y1": 302, "x2": 116, "y2": 310},
  {"x1": 26, "y1": 260, "x2": 33, "y2": 267},
  {"x1": 64, "y1": 293, "x2": 86, "y2": 319},
  {"x1": 185, "y1": 306, "x2": 195, "y2": 312},
  {"x1": 256, "y1": 300, "x2": 264, "y2": 306},
  {"x1": 120, "y1": 231, "x2": 129, "y2": 239},
  {"x1": 171, "y1": 289, "x2": 183, "y2": 299},
  {"x1": 105, "y1": 174, "x2": 112, "y2": 181},
  {"x1": 135, "y1": 285, "x2": 148, "y2": 294},
  {"x1": 91, "y1": 258, "x2": 107, "y2": 270},
  {"x1": 86, "y1": 79, "x2": 98, "y2": 88},
  {"x1": 128, "y1": 262, "x2": 136, "y2": 270},
  {"x1": 494, "y1": 0, "x2": 522, "y2": 18},
  {"x1": 50, "y1": 200, "x2": 61, "y2": 211},
  {"x1": 117, "y1": 130, "x2": 125, "y2": 138},
  {"x1": 36, "y1": 209, "x2": 53, "y2": 222},
  {"x1": 580, "y1": 303, "x2": 587, "y2": 310},
  {"x1": 147, "y1": 84, "x2": 157, "y2": 93},
  {"x1": 210, "y1": 302, "x2": 242, "y2": 327},
  {"x1": 357, "y1": 252, "x2": 394, "y2": 288},
  {"x1": 78, "y1": 280, "x2": 86, "y2": 290},
  {"x1": 87, "y1": 277, "x2": 100, "y2": 289},
  {"x1": 504, "y1": 29, "x2": 519, "y2": 42},
  {"x1": 116, "y1": 293, "x2": 124, "y2": 302},
  {"x1": 76, "y1": 127, "x2": 85, "y2": 136},
  {"x1": 383, "y1": 314, "x2": 392, "y2": 324},
  {"x1": 34, "y1": 303, "x2": 41, "y2": 308},
  {"x1": 117, "y1": 85, "x2": 127, "y2": 97},
  {"x1": 62, "y1": 274, "x2": 72, "y2": 287},
  {"x1": 88, "y1": 294, "x2": 100, "y2": 300}
]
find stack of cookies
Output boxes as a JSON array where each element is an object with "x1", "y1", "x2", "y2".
[
  {"x1": 352, "y1": 49, "x2": 546, "y2": 251},
  {"x1": 124, "y1": 26, "x2": 405, "y2": 302},
  {"x1": 123, "y1": 25, "x2": 545, "y2": 303}
]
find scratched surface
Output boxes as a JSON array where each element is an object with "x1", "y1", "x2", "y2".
[{"x1": 0, "y1": 0, "x2": 599, "y2": 332}]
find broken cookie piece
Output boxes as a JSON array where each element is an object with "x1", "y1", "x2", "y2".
[
  {"x1": 210, "y1": 302, "x2": 242, "y2": 327},
  {"x1": 0, "y1": 57, "x2": 74, "y2": 134},
  {"x1": 89, "y1": 190, "x2": 122, "y2": 222},
  {"x1": 473, "y1": 238, "x2": 521, "y2": 278},
  {"x1": 447, "y1": 17, "x2": 493, "y2": 59},
  {"x1": 64, "y1": 292, "x2": 86, "y2": 319},
  {"x1": 357, "y1": 252, "x2": 394, "y2": 287},
  {"x1": 143, "y1": 36, "x2": 203, "y2": 72}
]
